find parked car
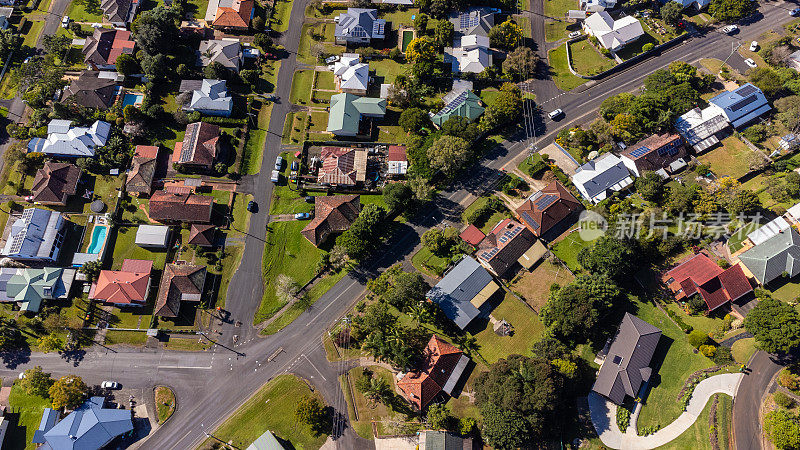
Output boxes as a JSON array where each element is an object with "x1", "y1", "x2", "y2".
[
  {"x1": 548, "y1": 109, "x2": 564, "y2": 120},
  {"x1": 247, "y1": 200, "x2": 257, "y2": 212},
  {"x1": 101, "y1": 381, "x2": 119, "y2": 389},
  {"x1": 291, "y1": 160, "x2": 299, "y2": 171},
  {"x1": 749, "y1": 41, "x2": 758, "y2": 51},
  {"x1": 568, "y1": 31, "x2": 581, "y2": 39},
  {"x1": 274, "y1": 156, "x2": 283, "y2": 171},
  {"x1": 305, "y1": 196, "x2": 315, "y2": 203},
  {"x1": 324, "y1": 55, "x2": 339, "y2": 64},
  {"x1": 722, "y1": 25, "x2": 738, "y2": 34},
  {"x1": 18, "y1": 372, "x2": 25, "y2": 380},
  {"x1": 61, "y1": 16, "x2": 70, "y2": 28},
  {"x1": 744, "y1": 58, "x2": 757, "y2": 68},
  {"x1": 270, "y1": 170, "x2": 280, "y2": 183},
  {"x1": 294, "y1": 213, "x2": 311, "y2": 220},
  {"x1": 791, "y1": 7, "x2": 800, "y2": 16}
]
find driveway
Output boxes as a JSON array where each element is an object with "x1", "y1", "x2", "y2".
[
  {"x1": 734, "y1": 351, "x2": 783, "y2": 450},
  {"x1": 589, "y1": 373, "x2": 743, "y2": 449}
]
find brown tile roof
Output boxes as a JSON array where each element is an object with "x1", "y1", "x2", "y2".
[
  {"x1": 301, "y1": 195, "x2": 360, "y2": 247},
  {"x1": 175, "y1": 122, "x2": 220, "y2": 168},
  {"x1": 62, "y1": 72, "x2": 119, "y2": 109},
  {"x1": 516, "y1": 181, "x2": 581, "y2": 237},
  {"x1": 476, "y1": 218, "x2": 536, "y2": 277},
  {"x1": 126, "y1": 146, "x2": 159, "y2": 195},
  {"x1": 212, "y1": 0, "x2": 253, "y2": 28},
  {"x1": 31, "y1": 162, "x2": 81, "y2": 205},
  {"x1": 149, "y1": 190, "x2": 214, "y2": 223},
  {"x1": 89, "y1": 259, "x2": 152, "y2": 305},
  {"x1": 620, "y1": 133, "x2": 687, "y2": 174},
  {"x1": 397, "y1": 335, "x2": 464, "y2": 410},
  {"x1": 317, "y1": 147, "x2": 367, "y2": 185},
  {"x1": 154, "y1": 264, "x2": 207, "y2": 317},
  {"x1": 387, "y1": 145, "x2": 406, "y2": 162},
  {"x1": 188, "y1": 224, "x2": 216, "y2": 247},
  {"x1": 82, "y1": 28, "x2": 135, "y2": 67}
]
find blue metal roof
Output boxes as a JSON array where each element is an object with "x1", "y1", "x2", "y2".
[
  {"x1": 709, "y1": 83, "x2": 771, "y2": 128},
  {"x1": 40, "y1": 396, "x2": 133, "y2": 450}
]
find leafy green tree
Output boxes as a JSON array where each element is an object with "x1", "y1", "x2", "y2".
[
  {"x1": 0, "y1": 28, "x2": 21, "y2": 63},
  {"x1": 0, "y1": 317, "x2": 21, "y2": 351},
  {"x1": 688, "y1": 329, "x2": 709, "y2": 348},
  {"x1": 42, "y1": 35, "x2": 71, "y2": 57},
  {"x1": 440, "y1": 116, "x2": 479, "y2": 142},
  {"x1": 489, "y1": 19, "x2": 523, "y2": 50},
  {"x1": 540, "y1": 274, "x2": 623, "y2": 345},
  {"x1": 600, "y1": 93, "x2": 635, "y2": 121},
  {"x1": 726, "y1": 189, "x2": 760, "y2": 216},
  {"x1": 37, "y1": 333, "x2": 64, "y2": 353},
  {"x1": 406, "y1": 36, "x2": 437, "y2": 63},
  {"x1": 745, "y1": 297, "x2": 800, "y2": 354},
  {"x1": 750, "y1": 67, "x2": 784, "y2": 98},
  {"x1": 115, "y1": 54, "x2": 139, "y2": 76},
  {"x1": 141, "y1": 53, "x2": 170, "y2": 81},
  {"x1": 133, "y1": 6, "x2": 179, "y2": 56},
  {"x1": 295, "y1": 395, "x2": 329, "y2": 436},
  {"x1": 427, "y1": 403, "x2": 453, "y2": 430},
  {"x1": 399, "y1": 107, "x2": 431, "y2": 133},
  {"x1": 434, "y1": 19, "x2": 454, "y2": 48},
  {"x1": 239, "y1": 68, "x2": 259, "y2": 86},
  {"x1": 203, "y1": 61, "x2": 229, "y2": 80},
  {"x1": 502, "y1": 46, "x2": 539, "y2": 81},
  {"x1": 422, "y1": 228, "x2": 452, "y2": 256},
  {"x1": 665, "y1": 182, "x2": 699, "y2": 214},
  {"x1": 253, "y1": 33, "x2": 272, "y2": 51},
  {"x1": 383, "y1": 271, "x2": 429, "y2": 312},
  {"x1": 479, "y1": 83, "x2": 523, "y2": 131},
  {"x1": 635, "y1": 171, "x2": 664, "y2": 203},
  {"x1": 382, "y1": 182, "x2": 414, "y2": 213},
  {"x1": 336, "y1": 204, "x2": 387, "y2": 260},
  {"x1": 577, "y1": 237, "x2": 638, "y2": 281},
  {"x1": 480, "y1": 404, "x2": 531, "y2": 450},
  {"x1": 764, "y1": 409, "x2": 800, "y2": 449},
  {"x1": 709, "y1": 0, "x2": 752, "y2": 22},
  {"x1": 355, "y1": 371, "x2": 393, "y2": 406},
  {"x1": 352, "y1": 302, "x2": 397, "y2": 341},
  {"x1": 414, "y1": 13, "x2": 429, "y2": 34},
  {"x1": 661, "y1": 1, "x2": 684, "y2": 25},
  {"x1": 427, "y1": 135, "x2": 470, "y2": 177},
  {"x1": 611, "y1": 113, "x2": 642, "y2": 142},
  {"x1": 19, "y1": 366, "x2": 54, "y2": 397},
  {"x1": 49, "y1": 375, "x2": 88, "y2": 410}
]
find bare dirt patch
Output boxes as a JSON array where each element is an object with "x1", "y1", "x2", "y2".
[{"x1": 511, "y1": 259, "x2": 575, "y2": 312}]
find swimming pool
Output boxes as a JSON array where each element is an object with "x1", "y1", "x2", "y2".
[
  {"x1": 122, "y1": 93, "x2": 144, "y2": 108},
  {"x1": 87, "y1": 225, "x2": 108, "y2": 254},
  {"x1": 401, "y1": 30, "x2": 414, "y2": 52}
]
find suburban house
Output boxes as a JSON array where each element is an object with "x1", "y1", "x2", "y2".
[
  {"x1": 0, "y1": 208, "x2": 66, "y2": 262},
  {"x1": 397, "y1": 335, "x2": 470, "y2": 410},
  {"x1": 327, "y1": 93, "x2": 386, "y2": 136},
  {"x1": 571, "y1": 153, "x2": 634, "y2": 204},
  {"x1": 747, "y1": 217, "x2": 791, "y2": 247},
  {"x1": 173, "y1": 121, "x2": 221, "y2": 171},
  {"x1": 155, "y1": 264, "x2": 207, "y2": 317},
  {"x1": 27, "y1": 120, "x2": 111, "y2": 157},
  {"x1": 592, "y1": 313, "x2": 662, "y2": 405},
  {"x1": 32, "y1": 396, "x2": 133, "y2": 450},
  {"x1": 580, "y1": 0, "x2": 616, "y2": 12},
  {"x1": 148, "y1": 191, "x2": 214, "y2": 224},
  {"x1": 789, "y1": 50, "x2": 800, "y2": 72},
  {"x1": 62, "y1": 71, "x2": 120, "y2": 110},
  {"x1": 301, "y1": 195, "x2": 361, "y2": 247},
  {"x1": 334, "y1": 8, "x2": 386, "y2": 45},
  {"x1": 671, "y1": 0, "x2": 712, "y2": 10},
  {"x1": 135, "y1": 225, "x2": 172, "y2": 248},
  {"x1": 475, "y1": 219, "x2": 536, "y2": 277},
  {"x1": 0, "y1": 7, "x2": 12, "y2": 29},
  {"x1": 708, "y1": 83, "x2": 771, "y2": 128},
  {"x1": 788, "y1": 202, "x2": 800, "y2": 224},
  {"x1": 198, "y1": 38, "x2": 243, "y2": 72},
  {"x1": 445, "y1": 35, "x2": 492, "y2": 74},
  {"x1": 89, "y1": 259, "x2": 153, "y2": 306},
  {"x1": 30, "y1": 162, "x2": 82, "y2": 206},
  {"x1": 619, "y1": 133, "x2": 688, "y2": 177},
  {"x1": 419, "y1": 430, "x2": 472, "y2": 450},
  {"x1": 674, "y1": 106, "x2": 729, "y2": 152},
  {"x1": 82, "y1": 28, "x2": 135, "y2": 71},
  {"x1": 515, "y1": 181, "x2": 582, "y2": 238},
  {"x1": 332, "y1": 54, "x2": 369, "y2": 95},
  {"x1": 206, "y1": 0, "x2": 254, "y2": 30},
  {"x1": 450, "y1": 7, "x2": 494, "y2": 38},
  {"x1": 459, "y1": 224, "x2": 485, "y2": 247},
  {"x1": 737, "y1": 227, "x2": 800, "y2": 285},
  {"x1": 387, "y1": 145, "x2": 408, "y2": 176},
  {"x1": 430, "y1": 89, "x2": 484, "y2": 128},
  {"x1": 427, "y1": 256, "x2": 500, "y2": 330},
  {"x1": 663, "y1": 253, "x2": 753, "y2": 312},
  {"x1": 0, "y1": 268, "x2": 75, "y2": 313},
  {"x1": 247, "y1": 431, "x2": 285, "y2": 450},
  {"x1": 182, "y1": 79, "x2": 233, "y2": 117},
  {"x1": 101, "y1": 0, "x2": 139, "y2": 27},
  {"x1": 188, "y1": 224, "x2": 217, "y2": 247},
  {"x1": 316, "y1": 147, "x2": 368, "y2": 186},
  {"x1": 582, "y1": 12, "x2": 644, "y2": 51},
  {"x1": 126, "y1": 145, "x2": 159, "y2": 196}
]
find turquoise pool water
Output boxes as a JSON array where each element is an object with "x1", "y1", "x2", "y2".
[
  {"x1": 88, "y1": 225, "x2": 107, "y2": 254},
  {"x1": 122, "y1": 93, "x2": 144, "y2": 108}
]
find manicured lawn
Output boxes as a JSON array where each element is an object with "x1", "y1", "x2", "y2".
[
  {"x1": 634, "y1": 297, "x2": 715, "y2": 432},
  {"x1": 188, "y1": 0, "x2": 209, "y2": 18},
  {"x1": 479, "y1": 88, "x2": 501, "y2": 106},
  {"x1": 345, "y1": 365, "x2": 396, "y2": 440},
  {"x1": 726, "y1": 221, "x2": 757, "y2": 253},
  {"x1": 64, "y1": 0, "x2": 103, "y2": 23},
  {"x1": 308, "y1": 111, "x2": 328, "y2": 132},
  {"x1": 241, "y1": 103, "x2": 273, "y2": 175},
  {"x1": 511, "y1": 259, "x2": 574, "y2": 311},
  {"x1": 551, "y1": 231, "x2": 594, "y2": 272},
  {"x1": 545, "y1": 20, "x2": 578, "y2": 42},
  {"x1": 270, "y1": 0, "x2": 293, "y2": 32},
  {"x1": 697, "y1": 136, "x2": 754, "y2": 179},
  {"x1": 104, "y1": 330, "x2": 147, "y2": 345},
  {"x1": 315, "y1": 71, "x2": 335, "y2": 90},
  {"x1": 548, "y1": 44, "x2": 586, "y2": 91},
  {"x1": 517, "y1": 153, "x2": 543, "y2": 176},
  {"x1": 657, "y1": 393, "x2": 727, "y2": 450},
  {"x1": 732, "y1": 338, "x2": 757, "y2": 364},
  {"x1": 769, "y1": 279, "x2": 800, "y2": 303},
  {"x1": 543, "y1": 0, "x2": 576, "y2": 18},
  {"x1": 569, "y1": 41, "x2": 616, "y2": 76},
  {"x1": 381, "y1": 8, "x2": 419, "y2": 26},
  {"x1": 261, "y1": 268, "x2": 348, "y2": 335},
  {"x1": 370, "y1": 58, "x2": 408, "y2": 85},
  {"x1": 155, "y1": 386, "x2": 176, "y2": 424},
  {"x1": 208, "y1": 375, "x2": 329, "y2": 449},
  {"x1": 471, "y1": 292, "x2": 545, "y2": 363},
  {"x1": 6, "y1": 384, "x2": 52, "y2": 450},
  {"x1": 411, "y1": 245, "x2": 450, "y2": 278},
  {"x1": 290, "y1": 70, "x2": 313, "y2": 105},
  {"x1": 462, "y1": 196, "x2": 512, "y2": 233},
  {"x1": 664, "y1": 302, "x2": 726, "y2": 338},
  {"x1": 106, "y1": 226, "x2": 169, "y2": 271}
]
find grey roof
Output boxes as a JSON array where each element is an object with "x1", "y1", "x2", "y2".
[
  {"x1": 40, "y1": 396, "x2": 133, "y2": 450},
  {"x1": 571, "y1": 153, "x2": 633, "y2": 202},
  {"x1": 738, "y1": 227, "x2": 800, "y2": 284},
  {"x1": 592, "y1": 313, "x2": 662, "y2": 405},
  {"x1": 1, "y1": 208, "x2": 64, "y2": 260},
  {"x1": 27, "y1": 120, "x2": 111, "y2": 157},
  {"x1": 135, "y1": 225, "x2": 171, "y2": 247},
  {"x1": 246, "y1": 430, "x2": 285, "y2": 450},
  {"x1": 198, "y1": 39, "x2": 243, "y2": 71},
  {"x1": 450, "y1": 7, "x2": 495, "y2": 37},
  {"x1": 708, "y1": 83, "x2": 771, "y2": 128},
  {"x1": 423, "y1": 430, "x2": 466, "y2": 450},
  {"x1": 334, "y1": 8, "x2": 385, "y2": 40},
  {"x1": 426, "y1": 257, "x2": 493, "y2": 329},
  {"x1": 179, "y1": 79, "x2": 204, "y2": 93},
  {"x1": 185, "y1": 79, "x2": 233, "y2": 115}
]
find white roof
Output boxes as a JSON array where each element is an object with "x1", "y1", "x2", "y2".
[
  {"x1": 788, "y1": 202, "x2": 800, "y2": 222},
  {"x1": 584, "y1": 12, "x2": 644, "y2": 50},
  {"x1": 388, "y1": 160, "x2": 408, "y2": 175},
  {"x1": 748, "y1": 217, "x2": 791, "y2": 246},
  {"x1": 333, "y1": 55, "x2": 369, "y2": 91},
  {"x1": 1, "y1": 208, "x2": 64, "y2": 259},
  {"x1": 188, "y1": 79, "x2": 232, "y2": 113},
  {"x1": 675, "y1": 106, "x2": 728, "y2": 145},
  {"x1": 135, "y1": 225, "x2": 171, "y2": 246},
  {"x1": 571, "y1": 153, "x2": 634, "y2": 203},
  {"x1": 28, "y1": 120, "x2": 111, "y2": 157}
]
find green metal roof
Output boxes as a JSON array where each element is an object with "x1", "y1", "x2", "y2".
[
  {"x1": 327, "y1": 93, "x2": 386, "y2": 135},
  {"x1": 6, "y1": 268, "x2": 64, "y2": 312},
  {"x1": 431, "y1": 90, "x2": 485, "y2": 127}
]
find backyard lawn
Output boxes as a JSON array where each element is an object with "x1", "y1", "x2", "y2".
[
  {"x1": 206, "y1": 375, "x2": 328, "y2": 449},
  {"x1": 6, "y1": 384, "x2": 52, "y2": 450},
  {"x1": 511, "y1": 259, "x2": 574, "y2": 311},
  {"x1": 569, "y1": 41, "x2": 616, "y2": 76},
  {"x1": 345, "y1": 366, "x2": 396, "y2": 439},
  {"x1": 107, "y1": 226, "x2": 169, "y2": 271},
  {"x1": 471, "y1": 292, "x2": 545, "y2": 363},
  {"x1": 769, "y1": 279, "x2": 800, "y2": 303},
  {"x1": 548, "y1": 45, "x2": 586, "y2": 91},
  {"x1": 370, "y1": 59, "x2": 407, "y2": 85},
  {"x1": 697, "y1": 136, "x2": 754, "y2": 179},
  {"x1": 551, "y1": 231, "x2": 594, "y2": 272}
]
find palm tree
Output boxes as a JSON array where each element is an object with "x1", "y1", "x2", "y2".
[{"x1": 407, "y1": 303, "x2": 430, "y2": 328}]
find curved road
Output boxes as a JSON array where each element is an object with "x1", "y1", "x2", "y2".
[{"x1": 734, "y1": 351, "x2": 783, "y2": 450}]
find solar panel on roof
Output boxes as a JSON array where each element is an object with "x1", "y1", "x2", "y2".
[
  {"x1": 730, "y1": 95, "x2": 758, "y2": 112},
  {"x1": 629, "y1": 146, "x2": 652, "y2": 158},
  {"x1": 181, "y1": 127, "x2": 198, "y2": 162},
  {"x1": 737, "y1": 85, "x2": 758, "y2": 97},
  {"x1": 534, "y1": 194, "x2": 558, "y2": 210},
  {"x1": 438, "y1": 91, "x2": 469, "y2": 116}
]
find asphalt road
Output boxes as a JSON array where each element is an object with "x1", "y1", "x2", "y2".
[{"x1": 734, "y1": 351, "x2": 784, "y2": 450}]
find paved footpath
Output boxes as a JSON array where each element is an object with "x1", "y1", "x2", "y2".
[{"x1": 589, "y1": 373, "x2": 744, "y2": 450}]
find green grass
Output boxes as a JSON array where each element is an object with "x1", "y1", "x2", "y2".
[
  {"x1": 544, "y1": 20, "x2": 571, "y2": 42},
  {"x1": 308, "y1": 111, "x2": 328, "y2": 132},
  {"x1": 261, "y1": 269, "x2": 348, "y2": 335},
  {"x1": 717, "y1": 394, "x2": 733, "y2": 450},
  {"x1": 411, "y1": 246, "x2": 450, "y2": 277},
  {"x1": 569, "y1": 41, "x2": 616, "y2": 76},
  {"x1": 543, "y1": 0, "x2": 576, "y2": 18},
  {"x1": 517, "y1": 153, "x2": 543, "y2": 176},
  {"x1": 768, "y1": 279, "x2": 800, "y2": 303},
  {"x1": 551, "y1": 232, "x2": 593, "y2": 272},
  {"x1": 208, "y1": 375, "x2": 329, "y2": 449},
  {"x1": 635, "y1": 297, "x2": 715, "y2": 432},
  {"x1": 290, "y1": 70, "x2": 313, "y2": 105},
  {"x1": 479, "y1": 88, "x2": 501, "y2": 106},
  {"x1": 548, "y1": 44, "x2": 586, "y2": 91},
  {"x1": 697, "y1": 136, "x2": 754, "y2": 179},
  {"x1": 726, "y1": 222, "x2": 755, "y2": 253},
  {"x1": 22, "y1": 20, "x2": 44, "y2": 48},
  {"x1": 344, "y1": 365, "x2": 395, "y2": 440},
  {"x1": 462, "y1": 196, "x2": 512, "y2": 233},
  {"x1": 6, "y1": 384, "x2": 52, "y2": 450},
  {"x1": 104, "y1": 330, "x2": 147, "y2": 345},
  {"x1": 370, "y1": 58, "x2": 408, "y2": 85},
  {"x1": 64, "y1": 0, "x2": 103, "y2": 23},
  {"x1": 270, "y1": 0, "x2": 293, "y2": 32},
  {"x1": 471, "y1": 292, "x2": 545, "y2": 363},
  {"x1": 664, "y1": 303, "x2": 726, "y2": 338},
  {"x1": 188, "y1": 0, "x2": 209, "y2": 18},
  {"x1": 155, "y1": 386, "x2": 176, "y2": 424},
  {"x1": 732, "y1": 338, "x2": 757, "y2": 364},
  {"x1": 107, "y1": 226, "x2": 169, "y2": 271},
  {"x1": 315, "y1": 70, "x2": 335, "y2": 91},
  {"x1": 381, "y1": 8, "x2": 419, "y2": 26},
  {"x1": 241, "y1": 104, "x2": 272, "y2": 175},
  {"x1": 656, "y1": 393, "x2": 728, "y2": 450}
]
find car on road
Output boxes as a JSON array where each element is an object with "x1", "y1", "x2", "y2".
[
  {"x1": 548, "y1": 109, "x2": 564, "y2": 120},
  {"x1": 274, "y1": 156, "x2": 283, "y2": 171},
  {"x1": 271, "y1": 170, "x2": 280, "y2": 183},
  {"x1": 792, "y1": 7, "x2": 800, "y2": 16},
  {"x1": 101, "y1": 381, "x2": 119, "y2": 389},
  {"x1": 61, "y1": 16, "x2": 70, "y2": 28},
  {"x1": 247, "y1": 200, "x2": 257, "y2": 212},
  {"x1": 744, "y1": 58, "x2": 757, "y2": 68},
  {"x1": 18, "y1": 372, "x2": 25, "y2": 380},
  {"x1": 749, "y1": 41, "x2": 758, "y2": 51},
  {"x1": 722, "y1": 25, "x2": 738, "y2": 34},
  {"x1": 568, "y1": 31, "x2": 581, "y2": 39},
  {"x1": 294, "y1": 213, "x2": 311, "y2": 220}
]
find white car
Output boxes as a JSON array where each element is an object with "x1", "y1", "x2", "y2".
[
  {"x1": 568, "y1": 31, "x2": 581, "y2": 39},
  {"x1": 274, "y1": 156, "x2": 283, "y2": 171},
  {"x1": 270, "y1": 170, "x2": 280, "y2": 183},
  {"x1": 61, "y1": 16, "x2": 70, "y2": 28},
  {"x1": 749, "y1": 41, "x2": 758, "y2": 51},
  {"x1": 744, "y1": 58, "x2": 757, "y2": 68},
  {"x1": 548, "y1": 109, "x2": 563, "y2": 120},
  {"x1": 101, "y1": 381, "x2": 119, "y2": 389},
  {"x1": 18, "y1": 372, "x2": 25, "y2": 380},
  {"x1": 722, "y1": 25, "x2": 738, "y2": 34},
  {"x1": 294, "y1": 213, "x2": 311, "y2": 220}
]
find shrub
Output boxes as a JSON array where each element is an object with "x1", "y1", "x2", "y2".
[
  {"x1": 666, "y1": 308, "x2": 693, "y2": 333},
  {"x1": 712, "y1": 346, "x2": 733, "y2": 364},
  {"x1": 775, "y1": 391, "x2": 796, "y2": 409},
  {"x1": 616, "y1": 405, "x2": 631, "y2": 432},
  {"x1": 527, "y1": 159, "x2": 548, "y2": 177},
  {"x1": 780, "y1": 370, "x2": 800, "y2": 391},
  {"x1": 642, "y1": 43, "x2": 655, "y2": 52},
  {"x1": 688, "y1": 330, "x2": 709, "y2": 348},
  {"x1": 699, "y1": 344, "x2": 716, "y2": 358}
]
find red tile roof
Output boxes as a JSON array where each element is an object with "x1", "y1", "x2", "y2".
[
  {"x1": 83, "y1": 28, "x2": 135, "y2": 67},
  {"x1": 212, "y1": 0, "x2": 253, "y2": 28},
  {"x1": 317, "y1": 147, "x2": 366, "y2": 185},
  {"x1": 459, "y1": 224, "x2": 485, "y2": 247},
  {"x1": 301, "y1": 195, "x2": 361, "y2": 247},
  {"x1": 397, "y1": 335, "x2": 464, "y2": 410},
  {"x1": 515, "y1": 181, "x2": 581, "y2": 237},
  {"x1": 663, "y1": 253, "x2": 753, "y2": 311},
  {"x1": 89, "y1": 259, "x2": 152, "y2": 305},
  {"x1": 188, "y1": 224, "x2": 216, "y2": 247},
  {"x1": 149, "y1": 190, "x2": 214, "y2": 223},
  {"x1": 387, "y1": 145, "x2": 407, "y2": 162}
]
